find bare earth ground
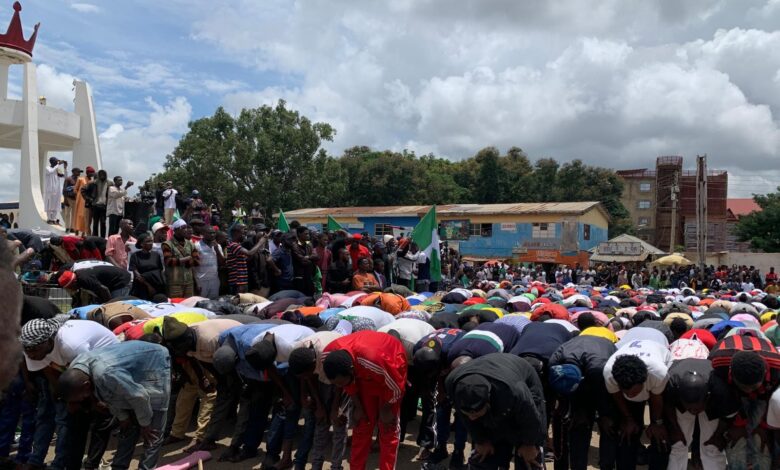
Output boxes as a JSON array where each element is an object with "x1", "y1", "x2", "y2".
[{"x1": 41, "y1": 416, "x2": 653, "y2": 470}]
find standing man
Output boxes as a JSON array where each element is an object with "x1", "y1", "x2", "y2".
[
  {"x1": 445, "y1": 353, "x2": 546, "y2": 469},
  {"x1": 62, "y1": 167, "x2": 81, "y2": 232},
  {"x1": 162, "y1": 219, "x2": 200, "y2": 298},
  {"x1": 105, "y1": 219, "x2": 136, "y2": 270},
  {"x1": 195, "y1": 226, "x2": 224, "y2": 299},
  {"x1": 322, "y1": 331, "x2": 407, "y2": 470},
  {"x1": 90, "y1": 170, "x2": 111, "y2": 238},
  {"x1": 58, "y1": 341, "x2": 171, "y2": 470},
  {"x1": 162, "y1": 181, "x2": 178, "y2": 225},
  {"x1": 107, "y1": 176, "x2": 133, "y2": 236},
  {"x1": 291, "y1": 226, "x2": 318, "y2": 296},
  {"x1": 44, "y1": 156, "x2": 66, "y2": 225},
  {"x1": 226, "y1": 225, "x2": 266, "y2": 294}
]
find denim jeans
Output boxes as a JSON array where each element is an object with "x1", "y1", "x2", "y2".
[
  {"x1": 29, "y1": 376, "x2": 68, "y2": 469},
  {"x1": 435, "y1": 399, "x2": 467, "y2": 452},
  {"x1": 112, "y1": 409, "x2": 167, "y2": 470},
  {"x1": 266, "y1": 372, "x2": 315, "y2": 465},
  {"x1": 0, "y1": 373, "x2": 35, "y2": 463},
  {"x1": 231, "y1": 380, "x2": 273, "y2": 454}
]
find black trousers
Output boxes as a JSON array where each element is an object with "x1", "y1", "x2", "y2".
[
  {"x1": 467, "y1": 440, "x2": 543, "y2": 470},
  {"x1": 108, "y1": 214, "x2": 123, "y2": 236},
  {"x1": 399, "y1": 373, "x2": 436, "y2": 449},
  {"x1": 63, "y1": 408, "x2": 114, "y2": 470},
  {"x1": 553, "y1": 390, "x2": 618, "y2": 470},
  {"x1": 615, "y1": 400, "x2": 669, "y2": 470},
  {"x1": 91, "y1": 205, "x2": 107, "y2": 238}
]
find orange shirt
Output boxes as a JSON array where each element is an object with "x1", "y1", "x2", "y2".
[{"x1": 352, "y1": 271, "x2": 379, "y2": 290}]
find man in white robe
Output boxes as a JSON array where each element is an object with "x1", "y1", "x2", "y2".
[{"x1": 44, "y1": 156, "x2": 65, "y2": 224}]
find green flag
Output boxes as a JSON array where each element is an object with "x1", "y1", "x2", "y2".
[
  {"x1": 327, "y1": 215, "x2": 344, "y2": 232},
  {"x1": 278, "y1": 209, "x2": 289, "y2": 232},
  {"x1": 411, "y1": 205, "x2": 442, "y2": 282}
]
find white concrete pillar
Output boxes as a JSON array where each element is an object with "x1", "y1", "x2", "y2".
[
  {"x1": 72, "y1": 80, "x2": 102, "y2": 171},
  {"x1": 0, "y1": 63, "x2": 9, "y2": 100},
  {"x1": 17, "y1": 61, "x2": 47, "y2": 229}
]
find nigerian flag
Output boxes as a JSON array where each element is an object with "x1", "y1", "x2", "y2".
[
  {"x1": 411, "y1": 205, "x2": 442, "y2": 282},
  {"x1": 278, "y1": 209, "x2": 290, "y2": 232},
  {"x1": 327, "y1": 215, "x2": 344, "y2": 232}
]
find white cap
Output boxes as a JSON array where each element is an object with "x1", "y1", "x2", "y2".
[{"x1": 152, "y1": 222, "x2": 167, "y2": 233}]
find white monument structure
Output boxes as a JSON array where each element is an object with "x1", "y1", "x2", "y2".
[{"x1": 1, "y1": 2, "x2": 102, "y2": 230}]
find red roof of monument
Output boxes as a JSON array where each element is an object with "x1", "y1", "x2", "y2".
[{"x1": 0, "y1": 2, "x2": 39, "y2": 57}]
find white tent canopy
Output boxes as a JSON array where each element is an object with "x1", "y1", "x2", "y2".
[{"x1": 589, "y1": 234, "x2": 666, "y2": 262}]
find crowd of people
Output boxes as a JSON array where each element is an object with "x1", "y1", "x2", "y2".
[{"x1": 4, "y1": 197, "x2": 780, "y2": 470}]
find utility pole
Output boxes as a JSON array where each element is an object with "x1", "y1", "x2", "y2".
[
  {"x1": 669, "y1": 170, "x2": 679, "y2": 253},
  {"x1": 696, "y1": 154, "x2": 708, "y2": 270}
]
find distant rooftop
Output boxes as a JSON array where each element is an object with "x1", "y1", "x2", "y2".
[{"x1": 728, "y1": 198, "x2": 761, "y2": 218}]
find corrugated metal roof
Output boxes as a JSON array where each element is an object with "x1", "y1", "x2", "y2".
[{"x1": 283, "y1": 202, "x2": 608, "y2": 219}]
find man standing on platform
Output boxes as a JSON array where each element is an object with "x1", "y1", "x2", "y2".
[{"x1": 44, "y1": 156, "x2": 65, "y2": 225}]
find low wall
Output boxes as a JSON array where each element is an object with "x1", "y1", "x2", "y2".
[{"x1": 683, "y1": 251, "x2": 780, "y2": 275}]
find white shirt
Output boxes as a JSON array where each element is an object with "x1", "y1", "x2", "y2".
[
  {"x1": 603, "y1": 339, "x2": 671, "y2": 402},
  {"x1": 72, "y1": 260, "x2": 113, "y2": 271},
  {"x1": 162, "y1": 188, "x2": 178, "y2": 209},
  {"x1": 378, "y1": 318, "x2": 435, "y2": 361},
  {"x1": 25, "y1": 320, "x2": 118, "y2": 372},
  {"x1": 616, "y1": 327, "x2": 669, "y2": 349},
  {"x1": 252, "y1": 324, "x2": 315, "y2": 363},
  {"x1": 337, "y1": 306, "x2": 395, "y2": 329},
  {"x1": 291, "y1": 331, "x2": 343, "y2": 383},
  {"x1": 107, "y1": 186, "x2": 128, "y2": 217}
]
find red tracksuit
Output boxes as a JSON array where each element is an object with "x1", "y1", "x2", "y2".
[{"x1": 324, "y1": 331, "x2": 407, "y2": 470}]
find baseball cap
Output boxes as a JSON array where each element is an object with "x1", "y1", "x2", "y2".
[{"x1": 152, "y1": 222, "x2": 167, "y2": 233}]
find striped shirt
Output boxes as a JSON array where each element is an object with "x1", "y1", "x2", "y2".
[{"x1": 226, "y1": 242, "x2": 248, "y2": 287}]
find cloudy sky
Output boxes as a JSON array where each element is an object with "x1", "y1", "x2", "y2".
[{"x1": 2, "y1": 0, "x2": 780, "y2": 201}]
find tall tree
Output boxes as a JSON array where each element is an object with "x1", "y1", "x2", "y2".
[
  {"x1": 735, "y1": 190, "x2": 780, "y2": 252},
  {"x1": 156, "y1": 100, "x2": 334, "y2": 217}
]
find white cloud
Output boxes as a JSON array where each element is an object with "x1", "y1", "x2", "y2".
[
  {"x1": 36, "y1": 64, "x2": 75, "y2": 111},
  {"x1": 70, "y1": 3, "x2": 100, "y2": 13},
  {"x1": 100, "y1": 97, "x2": 193, "y2": 190}
]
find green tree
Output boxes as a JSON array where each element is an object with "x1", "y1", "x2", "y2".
[
  {"x1": 156, "y1": 100, "x2": 334, "y2": 217},
  {"x1": 735, "y1": 189, "x2": 780, "y2": 251}
]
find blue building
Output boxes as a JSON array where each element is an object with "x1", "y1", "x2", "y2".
[{"x1": 284, "y1": 202, "x2": 610, "y2": 265}]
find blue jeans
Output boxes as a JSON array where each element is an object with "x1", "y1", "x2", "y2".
[
  {"x1": 0, "y1": 373, "x2": 36, "y2": 463},
  {"x1": 266, "y1": 372, "x2": 315, "y2": 465},
  {"x1": 29, "y1": 376, "x2": 68, "y2": 468},
  {"x1": 435, "y1": 399, "x2": 467, "y2": 452},
  {"x1": 112, "y1": 409, "x2": 167, "y2": 470}
]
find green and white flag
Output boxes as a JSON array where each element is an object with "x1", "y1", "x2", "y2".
[
  {"x1": 278, "y1": 209, "x2": 290, "y2": 232},
  {"x1": 327, "y1": 215, "x2": 344, "y2": 232},
  {"x1": 411, "y1": 205, "x2": 442, "y2": 282}
]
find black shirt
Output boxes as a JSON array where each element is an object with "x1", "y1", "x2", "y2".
[
  {"x1": 326, "y1": 261, "x2": 352, "y2": 294},
  {"x1": 76, "y1": 266, "x2": 132, "y2": 293},
  {"x1": 21, "y1": 295, "x2": 60, "y2": 326},
  {"x1": 511, "y1": 322, "x2": 574, "y2": 361},
  {"x1": 549, "y1": 335, "x2": 616, "y2": 380},
  {"x1": 665, "y1": 358, "x2": 739, "y2": 420}
]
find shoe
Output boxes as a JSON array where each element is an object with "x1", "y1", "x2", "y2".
[
  {"x1": 449, "y1": 449, "x2": 466, "y2": 469},
  {"x1": 415, "y1": 447, "x2": 433, "y2": 462},
  {"x1": 429, "y1": 447, "x2": 448, "y2": 465},
  {"x1": 218, "y1": 447, "x2": 241, "y2": 462}
]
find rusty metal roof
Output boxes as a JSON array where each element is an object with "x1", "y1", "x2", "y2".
[{"x1": 283, "y1": 202, "x2": 609, "y2": 220}]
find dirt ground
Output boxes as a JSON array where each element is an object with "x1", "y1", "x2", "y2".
[{"x1": 45, "y1": 418, "x2": 638, "y2": 470}]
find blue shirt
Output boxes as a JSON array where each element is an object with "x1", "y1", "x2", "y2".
[
  {"x1": 70, "y1": 341, "x2": 171, "y2": 427},
  {"x1": 272, "y1": 248, "x2": 294, "y2": 281},
  {"x1": 414, "y1": 328, "x2": 464, "y2": 367},
  {"x1": 447, "y1": 322, "x2": 520, "y2": 364},
  {"x1": 218, "y1": 324, "x2": 278, "y2": 381}
]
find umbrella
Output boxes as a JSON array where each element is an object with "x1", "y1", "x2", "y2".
[{"x1": 651, "y1": 253, "x2": 693, "y2": 267}]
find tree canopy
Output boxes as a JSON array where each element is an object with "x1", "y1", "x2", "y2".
[
  {"x1": 154, "y1": 101, "x2": 632, "y2": 236},
  {"x1": 735, "y1": 190, "x2": 780, "y2": 252}
]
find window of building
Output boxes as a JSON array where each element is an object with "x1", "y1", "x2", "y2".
[
  {"x1": 583, "y1": 224, "x2": 591, "y2": 240},
  {"x1": 638, "y1": 200, "x2": 651, "y2": 209},
  {"x1": 638, "y1": 217, "x2": 650, "y2": 226},
  {"x1": 639, "y1": 182, "x2": 651, "y2": 192},
  {"x1": 469, "y1": 223, "x2": 492, "y2": 237},
  {"x1": 374, "y1": 224, "x2": 393, "y2": 237},
  {"x1": 532, "y1": 222, "x2": 556, "y2": 238}
]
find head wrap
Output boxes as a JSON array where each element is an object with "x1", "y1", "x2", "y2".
[
  {"x1": 454, "y1": 374, "x2": 491, "y2": 412},
  {"x1": 58, "y1": 270, "x2": 77, "y2": 289},
  {"x1": 171, "y1": 219, "x2": 187, "y2": 230},
  {"x1": 20, "y1": 314, "x2": 71, "y2": 348},
  {"x1": 549, "y1": 364, "x2": 583, "y2": 395},
  {"x1": 162, "y1": 316, "x2": 188, "y2": 341}
]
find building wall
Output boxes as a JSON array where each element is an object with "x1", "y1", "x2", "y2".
[
  {"x1": 618, "y1": 177, "x2": 656, "y2": 242},
  {"x1": 291, "y1": 207, "x2": 610, "y2": 261}
]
